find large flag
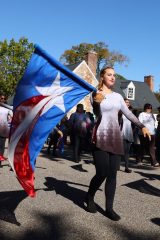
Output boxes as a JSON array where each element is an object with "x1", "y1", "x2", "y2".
[{"x1": 8, "y1": 45, "x2": 96, "y2": 197}]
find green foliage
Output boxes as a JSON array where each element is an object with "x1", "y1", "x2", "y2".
[
  {"x1": 60, "y1": 42, "x2": 129, "y2": 74},
  {"x1": 60, "y1": 43, "x2": 95, "y2": 65},
  {"x1": 0, "y1": 37, "x2": 34, "y2": 97},
  {"x1": 116, "y1": 74, "x2": 127, "y2": 81}
]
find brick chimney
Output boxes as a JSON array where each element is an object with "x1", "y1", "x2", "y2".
[
  {"x1": 85, "y1": 51, "x2": 97, "y2": 76},
  {"x1": 144, "y1": 75, "x2": 154, "y2": 91}
]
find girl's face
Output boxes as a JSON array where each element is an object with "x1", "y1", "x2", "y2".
[
  {"x1": 102, "y1": 68, "x2": 116, "y2": 88},
  {"x1": 145, "y1": 107, "x2": 152, "y2": 113}
]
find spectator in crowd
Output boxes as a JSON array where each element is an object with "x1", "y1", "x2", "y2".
[
  {"x1": 137, "y1": 103, "x2": 159, "y2": 167},
  {"x1": 120, "y1": 98, "x2": 134, "y2": 173},
  {"x1": 58, "y1": 116, "x2": 69, "y2": 155},
  {"x1": 131, "y1": 109, "x2": 141, "y2": 160},
  {"x1": 69, "y1": 104, "x2": 91, "y2": 163},
  {"x1": 0, "y1": 94, "x2": 13, "y2": 167},
  {"x1": 155, "y1": 106, "x2": 160, "y2": 163},
  {"x1": 47, "y1": 125, "x2": 63, "y2": 156},
  {"x1": 85, "y1": 112, "x2": 95, "y2": 152}
]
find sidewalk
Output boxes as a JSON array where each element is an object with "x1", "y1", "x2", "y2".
[{"x1": 0, "y1": 144, "x2": 159, "y2": 240}]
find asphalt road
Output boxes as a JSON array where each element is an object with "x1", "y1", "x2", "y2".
[{"x1": 0, "y1": 144, "x2": 159, "y2": 240}]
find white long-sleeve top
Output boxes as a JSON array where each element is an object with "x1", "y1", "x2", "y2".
[
  {"x1": 95, "y1": 92, "x2": 144, "y2": 155},
  {"x1": 138, "y1": 112, "x2": 156, "y2": 135}
]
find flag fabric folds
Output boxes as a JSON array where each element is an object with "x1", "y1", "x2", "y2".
[{"x1": 8, "y1": 45, "x2": 96, "y2": 197}]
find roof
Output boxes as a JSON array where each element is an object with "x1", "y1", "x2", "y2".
[
  {"x1": 113, "y1": 78, "x2": 125, "y2": 97},
  {"x1": 115, "y1": 78, "x2": 160, "y2": 110},
  {"x1": 66, "y1": 62, "x2": 81, "y2": 71},
  {"x1": 130, "y1": 81, "x2": 159, "y2": 110}
]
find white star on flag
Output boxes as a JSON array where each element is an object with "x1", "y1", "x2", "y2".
[{"x1": 36, "y1": 71, "x2": 73, "y2": 114}]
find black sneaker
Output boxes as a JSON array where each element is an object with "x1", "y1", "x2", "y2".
[
  {"x1": 125, "y1": 168, "x2": 132, "y2": 173},
  {"x1": 75, "y1": 159, "x2": 80, "y2": 163},
  {"x1": 84, "y1": 195, "x2": 97, "y2": 213},
  {"x1": 105, "y1": 209, "x2": 121, "y2": 221}
]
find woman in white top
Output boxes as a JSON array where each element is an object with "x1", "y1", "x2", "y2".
[
  {"x1": 137, "y1": 103, "x2": 159, "y2": 167},
  {"x1": 84, "y1": 66, "x2": 151, "y2": 221}
]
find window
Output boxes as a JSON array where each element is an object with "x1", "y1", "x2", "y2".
[
  {"x1": 128, "y1": 88, "x2": 133, "y2": 98},
  {"x1": 127, "y1": 87, "x2": 135, "y2": 100}
]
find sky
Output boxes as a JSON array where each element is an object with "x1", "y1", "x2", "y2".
[{"x1": 1, "y1": 0, "x2": 160, "y2": 91}]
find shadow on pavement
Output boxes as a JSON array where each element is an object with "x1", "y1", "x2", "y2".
[
  {"x1": 134, "y1": 170, "x2": 160, "y2": 180},
  {"x1": 0, "y1": 190, "x2": 28, "y2": 226},
  {"x1": 71, "y1": 164, "x2": 88, "y2": 172},
  {"x1": 122, "y1": 179, "x2": 160, "y2": 197},
  {"x1": 106, "y1": 222, "x2": 159, "y2": 240},
  {"x1": 127, "y1": 162, "x2": 156, "y2": 171},
  {"x1": 1, "y1": 211, "x2": 159, "y2": 240},
  {"x1": 44, "y1": 177, "x2": 89, "y2": 209},
  {"x1": 0, "y1": 210, "x2": 159, "y2": 240},
  {"x1": 0, "y1": 212, "x2": 97, "y2": 240},
  {"x1": 151, "y1": 217, "x2": 160, "y2": 226},
  {"x1": 35, "y1": 166, "x2": 47, "y2": 169}
]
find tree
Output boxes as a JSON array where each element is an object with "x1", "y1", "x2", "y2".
[
  {"x1": 116, "y1": 74, "x2": 127, "y2": 81},
  {"x1": 60, "y1": 42, "x2": 129, "y2": 74},
  {"x1": 0, "y1": 37, "x2": 34, "y2": 97}
]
